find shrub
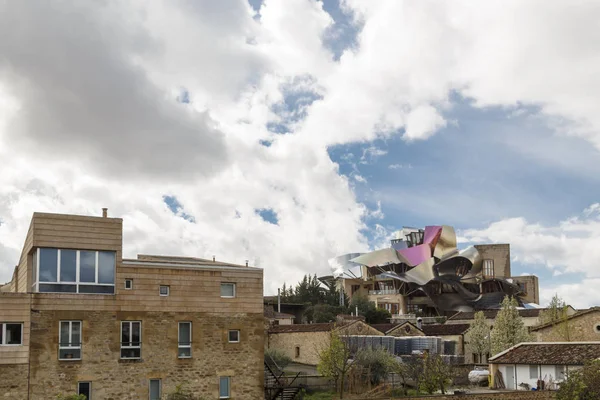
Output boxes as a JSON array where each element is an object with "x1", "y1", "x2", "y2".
[{"x1": 266, "y1": 347, "x2": 292, "y2": 369}]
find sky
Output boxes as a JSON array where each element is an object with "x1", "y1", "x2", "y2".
[{"x1": 1, "y1": 0, "x2": 600, "y2": 308}]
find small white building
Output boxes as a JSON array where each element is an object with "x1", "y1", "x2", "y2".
[{"x1": 488, "y1": 342, "x2": 600, "y2": 390}]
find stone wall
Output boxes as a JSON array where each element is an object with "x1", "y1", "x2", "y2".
[
  {"x1": 475, "y1": 244, "x2": 511, "y2": 278},
  {"x1": 268, "y1": 331, "x2": 330, "y2": 366},
  {"x1": 534, "y1": 309, "x2": 600, "y2": 342},
  {"x1": 28, "y1": 309, "x2": 264, "y2": 399},
  {"x1": 0, "y1": 363, "x2": 29, "y2": 399}
]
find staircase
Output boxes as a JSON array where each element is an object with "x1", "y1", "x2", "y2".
[{"x1": 264, "y1": 359, "x2": 303, "y2": 400}]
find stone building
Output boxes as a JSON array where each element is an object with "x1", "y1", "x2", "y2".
[
  {"x1": 0, "y1": 211, "x2": 264, "y2": 400},
  {"x1": 267, "y1": 321, "x2": 382, "y2": 366},
  {"x1": 531, "y1": 307, "x2": 600, "y2": 342}
]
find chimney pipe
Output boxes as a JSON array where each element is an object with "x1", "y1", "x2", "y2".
[
  {"x1": 212, "y1": 255, "x2": 215, "y2": 262},
  {"x1": 417, "y1": 317, "x2": 423, "y2": 330},
  {"x1": 277, "y1": 288, "x2": 281, "y2": 313},
  {"x1": 245, "y1": 260, "x2": 249, "y2": 267},
  {"x1": 102, "y1": 208, "x2": 108, "y2": 218}
]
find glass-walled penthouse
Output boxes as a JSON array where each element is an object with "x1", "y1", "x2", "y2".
[{"x1": 32, "y1": 248, "x2": 116, "y2": 294}]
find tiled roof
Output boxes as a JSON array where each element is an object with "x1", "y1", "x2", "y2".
[
  {"x1": 371, "y1": 324, "x2": 396, "y2": 334},
  {"x1": 448, "y1": 309, "x2": 543, "y2": 320},
  {"x1": 269, "y1": 323, "x2": 336, "y2": 333},
  {"x1": 530, "y1": 307, "x2": 600, "y2": 332},
  {"x1": 489, "y1": 342, "x2": 600, "y2": 365},
  {"x1": 370, "y1": 322, "x2": 469, "y2": 336},
  {"x1": 421, "y1": 324, "x2": 470, "y2": 336}
]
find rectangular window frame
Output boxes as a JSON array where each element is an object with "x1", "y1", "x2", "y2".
[
  {"x1": 228, "y1": 329, "x2": 240, "y2": 343},
  {"x1": 0, "y1": 323, "x2": 24, "y2": 346},
  {"x1": 220, "y1": 283, "x2": 236, "y2": 298},
  {"x1": 149, "y1": 379, "x2": 161, "y2": 400},
  {"x1": 32, "y1": 248, "x2": 116, "y2": 295},
  {"x1": 78, "y1": 382, "x2": 91, "y2": 400},
  {"x1": 219, "y1": 376, "x2": 231, "y2": 399},
  {"x1": 483, "y1": 259, "x2": 495, "y2": 278},
  {"x1": 124, "y1": 279, "x2": 133, "y2": 290},
  {"x1": 120, "y1": 321, "x2": 142, "y2": 359},
  {"x1": 59, "y1": 320, "x2": 82, "y2": 361},
  {"x1": 178, "y1": 322, "x2": 192, "y2": 359},
  {"x1": 529, "y1": 365, "x2": 538, "y2": 379},
  {"x1": 159, "y1": 285, "x2": 170, "y2": 296}
]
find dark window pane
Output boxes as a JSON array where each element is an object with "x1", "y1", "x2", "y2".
[
  {"x1": 78, "y1": 285, "x2": 114, "y2": 294},
  {"x1": 98, "y1": 252, "x2": 115, "y2": 284},
  {"x1": 220, "y1": 283, "x2": 235, "y2": 297},
  {"x1": 6, "y1": 324, "x2": 22, "y2": 345},
  {"x1": 60, "y1": 250, "x2": 77, "y2": 282},
  {"x1": 132, "y1": 322, "x2": 140, "y2": 343},
  {"x1": 228, "y1": 330, "x2": 239, "y2": 342},
  {"x1": 149, "y1": 379, "x2": 161, "y2": 400},
  {"x1": 78, "y1": 382, "x2": 91, "y2": 400},
  {"x1": 178, "y1": 347, "x2": 191, "y2": 358},
  {"x1": 120, "y1": 348, "x2": 141, "y2": 358},
  {"x1": 59, "y1": 348, "x2": 81, "y2": 359},
  {"x1": 121, "y1": 323, "x2": 130, "y2": 343},
  {"x1": 71, "y1": 321, "x2": 81, "y2": 345},
  {"x1": 39, "y1": 284, "x2": 77, "y2": 293},
  {"x1": 60, "y1": 322, "x2": 70, "y2": 346},
  {"x1": 80, "y1": 251, "x2": 96, "y2": 283},
  {"x1": 39, "y1": 248, "x2": 58, "y2": 282},
  {"x1": 219, "y1": 377, "x2": 230, "y2": 398},
  {"x1": 179, "y1": 323, "x2": 190, "y2": 344}
]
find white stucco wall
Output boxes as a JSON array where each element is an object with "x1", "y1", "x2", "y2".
[{"x1": 498, "y1": 364, "x2": 571, "y2": 390}]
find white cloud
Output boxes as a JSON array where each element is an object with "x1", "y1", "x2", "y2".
[
  {"x1": 461, "y1": 204, "x2": 600, "y2": 307},
  {"x1": 2, "y1": 0, "x2": 600, "y2": 298}
]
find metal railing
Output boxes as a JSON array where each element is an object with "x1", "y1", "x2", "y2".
[{"x1": 368, "y1": 289, "x2": 400, "y2": 295}]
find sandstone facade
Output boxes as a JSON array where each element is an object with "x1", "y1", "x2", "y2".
[{"x1": 0, "y1": 211, "x2": 264, "y2": 399}]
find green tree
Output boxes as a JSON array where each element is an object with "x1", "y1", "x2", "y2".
[
  {"x1": 304, "y1": 303, "x2": 347, "y2": 323},
  {"x1": 557, "y1": 359, "x2": 600, "y2": 400},
  {"x1": 539, "y1": 294, "x2": 572, "y2": 341},
  {"x1": 353, "y1": 347, "x2": 397, "y2": 385},
  {"x1": 420, "y1": 353, "x2": 454, "y2": 394},
  {"x1": 467, "y1": 311, "x2": 491, "y2": 363},
  {"x1": 349, "y1": 295, "x2": 391, "y2": 324},
  {"x1": 317, "y1": 331, "x2": 353, "y2": 399},
  {"x1": 490, "y1": 296, "x2": 531, "y2": 356}
]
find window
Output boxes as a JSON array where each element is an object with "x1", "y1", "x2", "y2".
[
  {"x1": 228, "y1": 330, "x2": 240, "y2": 343},
  {"x1": 555, "y1": 365, "x2": 565, "y2": 380},
  {"x1": 33, "y1": 248, "x2": 116, "y2": 294},
  {"x1": 159, "y1": 285, "x2": 169, "y2": 296},
  {"x1": 220, "y1": 283, "x2": 235, "y2": 298},
  {"x1": 518, "y1": 282, "x2": 528, "y2": 294},
  {"x1": 149, "y1": 379, "x2": 161, "y2": 400},
  {"x1": 78, "y1": 382, "x2": 91, "y2": 400},
  {"x1": 295, "y1": 346, "x2": 300, "y2": 358},
  {"x1": 121, "y1": 321, "x2": 141, "y2": 359},
  {"x1": 0, "y1": 323, "x2": 23, "y2": 345},
  {"x1": 529, "y1": 365, "x2": 538, "y2": 379},
  {"x1": 125, "y1": 279, "x2": 133, "y2": 290},
  {"x1": 219, "y1": 376, "x2": 231, "y2": 399},
  {"x1": 59, "y1": 321, "x2": 81, "y2": 360},
  {"x1": 178, "y1": 322, "x2": 191, "y2": 358},
  {"x1": 483, "y1": 259, "x2": 494, "y2": 277}
]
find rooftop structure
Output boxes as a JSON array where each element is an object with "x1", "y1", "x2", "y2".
[{"x1": 322, "y1": 225, "x2": 539, "y2": 316}]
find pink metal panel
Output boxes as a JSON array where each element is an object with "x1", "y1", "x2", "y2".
[
  {"x1": 423, "y1": 225, "x2": 442, "y2": 245},
  {"x1": 397, "y1": 243, "x2": 431, "y2": 266}
]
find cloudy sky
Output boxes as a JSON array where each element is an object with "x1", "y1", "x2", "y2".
[{"x1": 1, "y1": 0, "x2": 600, "y2": 308}]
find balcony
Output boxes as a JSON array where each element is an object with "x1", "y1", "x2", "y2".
[{"x1": 368, "y1": 289, "x2": 400, "y2": 295}]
